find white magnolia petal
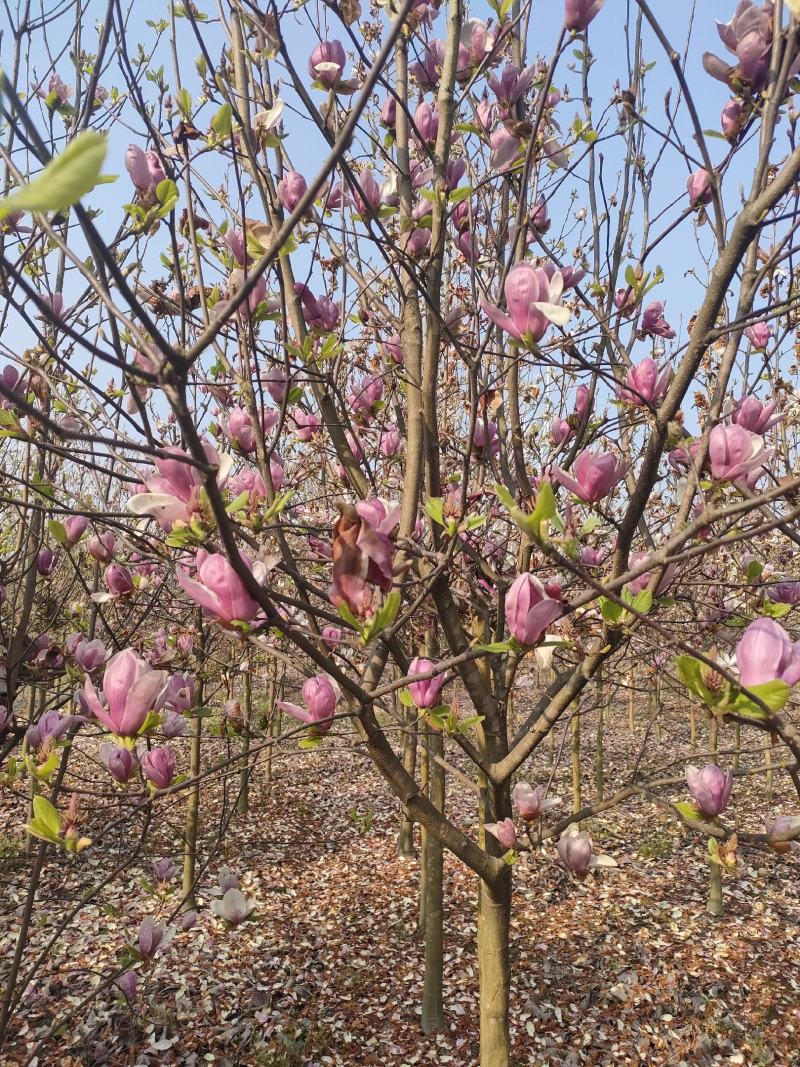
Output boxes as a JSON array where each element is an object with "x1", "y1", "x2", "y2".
[{"x1": 533, "y1": 301, "x2": 571, "y2": 326}]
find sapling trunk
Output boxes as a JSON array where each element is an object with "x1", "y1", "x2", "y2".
[
  {"x1": 571, "y1": 712, "x2": 581, "y2": 815},
  {"x1": 237, "y1": 668, "x2": 252, "y2": 814},
  {"x1": 734, "y1": 723, "x2": 741, "y2": 771},
  {"x1": 398, "y1": 697, "x2": 418, "y2": 858},
  {"x1": 708, "y1": 714, "x2": 718, "y2": 760},
  {"x1": 707, "y1": 859, "x2": 723, "y2": 917},
  {"x1": 477, "y1": 869, "x2": 512, "y2": 1067},
  {"x1": 595, "y1": 670, "x2": 605, "y2": 801},
  {"x1": 182, "y1": 710, "x2": 202, "y2": 909},
  {"x1": 627, "y1": 667, "x2": 635, "y2": 731},
  {"x1": 421, "y1": 728, "x2": 445, "y2": 1033},
  {"x1": 418, "y1": 739, "x2": 429, "y2": 934}
]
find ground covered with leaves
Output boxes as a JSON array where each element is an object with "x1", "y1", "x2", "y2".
[{"x1": 2, "y1": 704, "x2": 799, "y2": 1066}]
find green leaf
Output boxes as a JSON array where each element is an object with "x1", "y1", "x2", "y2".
[
  {"x1": 48, "y1": 519, "x2": 68, "y2": 547},
  {"x1": 211, "y1": 102, "x2": 233, "y2": 138},
  {"x1": 473, "y1": 640, "x2": 515, "y2": 654},
  {"x1": 763, "y1": 600, "x2": 792, "y2": 619},
  {"x1": 673, "y1": 800, "x2": 703, "y2": 823},
  {"x1": 494, "y1": 481, "x2": 556, "y2": 544},
  {"x1": 447, "y1": 184, "x2": 473, "y2": 206},
  {"x1": 0, "y1": 131, "x2": 108, "y2": 218},
  {"x1": 30, "y1": 795, "x2": 61, "y2": 839},
  {"x1": 732, "y1": 679, "x2": 789, "y2": 718},
  {"x1": 599, "y1": 597, "x2": 624, "y2": 623},
  {"x1": 155, "y1": 179, "x2": 179, "y2": 215},
  {"x1": 425, "y1": 496, "x2": 445, "y2": 527},
  {"x1": 631, "y1": 589, "x2": 653, "y2": 615},
  {"x1": 177, "y1": 86, "x2": 192, "y2": 118},
  {"x1": 675, "y1": 655, "x2": 709, "y2": 700}
]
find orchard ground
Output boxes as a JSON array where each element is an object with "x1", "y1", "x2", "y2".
[{"x1": 2, "y1": 689, "x2": 798, "y2": 1067}]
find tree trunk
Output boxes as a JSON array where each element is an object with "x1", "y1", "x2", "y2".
[
  {"x1": 594, "y1": 670, "x2": 604, "y2": 801},
  {"x1": 571, "y1": 712, "x2": 581, "y2": 814},
  {"x1": 237, "y1": 667, "x2": 252, "y2": 814},
  {"x1": 707, "y1": 860, "x2": 723, "y2": 917},
  {"x1": 418, "y1": 739, "x2": 429, "y2": 934},
  {"x1": 421, "y1": 728, "x2": 445, "y2": 1033},
  {"x1": 477, "y1": 869, "x2": 512, "y2": 1067},
  {"x1": 398, "y1": 697, "x2": 418, "y2": 858},
  {"x1": 627, "y1": 667, "x2": 635, "y2": 731},
  {"x1": 182, "y1": 709, "x2": 202, "y2": 909}
]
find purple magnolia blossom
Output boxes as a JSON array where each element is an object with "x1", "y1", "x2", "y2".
[
  {"x1": 26, "y1": 710, "x2": 73, "y2": 749},
  {"x1": 212, "y1": 887, "x2": 255, "y2": 925},
  {"x1": 308, "y1": 40, "x2": 347, "y2": 90},
  {"x1": 163, "y1": 673, "x2": 196, "y2": 714},
  {"x1": 556, "y1": 830, "x2": 598, "y2": 876},
  {"x1": 278, "y1": 674, "x2": 339, "y2": 734},
  {"x1": 481, "y1": 262, "x2": 569, "y2": 345},
  {"x1": 730, "y1": 396, "x2": 782, "y2": 435},
  {"x1": 764, "y1": 814, "x2": 800, "y2": 853},
  {"x1": 484, "y1": 818, "x2": 517, "y2": 850},
  {"x1": 125, "y1": 145, "x2": 166, "y2": 205},
  {"x1": 141, "y1": 746, "x2": 176, "y2": 790},
  {"x1": 488, "y1": 63, "x2": 535, "y2": 113},
  {"x1": 564, "y1": 0, "x2": 605, "y2": 31},
  {"x1": 553, "y1": 450, "x2": 627, "y2": 503},
  {"x1": 87, "y1": 531, "x2": 117, "y2": 563},
  {"x1": 137, "y1": 916, "x2": 173, "y2": 958},
  {"x1": 128, "y1": 440, "x2": 232, "y2": 533},
  {"x1": 64, "y1": 515, "x2": 89, "y2": 545},
  {"x1": 489, "y1": 127, "x2": 521, "y2": 173},
  {"x1": 702, "y1": 2, "x2": 774, "y2": 92},
  {"x1": 99, "y1": 742, "x2": 137, "y2": 783},
  {"x1": 626, "y1": 552, "x2": 677, "y2": 596},
  {"x1": 37, "y1": 547, "x2": 58, "y2": 576},
  {"x1": 687, "y1": 169, "x2": 713, "y2": 207},
  {"x1": 551, "y1": 417, "x2": 572, "y2": 447},
  {"x1": 767, "y1": 581, "x2": 800, "y2": 606},
  {"x1": 472, "y1": 419, "x2": 500, "y2": 460},
  {"x1": 721, "y1": 98, "x2": 745, "y2": 141},
  {"x1": 84, "y1": 650, "x2": 167, "y2": 737},
  {"x1": 295, "y1": 284, "x2": 340, "y2": 332},
  {"x1": 152, "y1": 857, "x2": 177, "y2": 882},
  {"x1": 73, "y1": 638, "x2": 110, "y2": 672},
  {"x1": 218, "y1": 867, "x2": 240, "y2": 894},
  {"x1": 104, "y1": 563, "x2": 135, "y2": 598},
  {"x1": 291, "y1": 408, "x2": 321, "y2": 442},
  {"x1": 618, "y1": 357, "x2": 672, "y2": 407},
  {"x1": 512, "y1": 782, "x2": 561, "y2": 821},
  {"x1": 505, "y1": 573, "x2": 564, "y2": 646},
  {"x1": 736, "y1": 617, "x2": 800, "y2": 688},
  {"x1": 686, "y1": 764, "x2": 733, "y2": 817},
  {"x1": 0, "y1": 706, "x2": 12, "y2": 734},
  {"x1": 380, "y1": 425, "x2": 402, "y2": 457},
  {"x1": 176, "y1": 549, "x2": 263, "y2": 626},
  {"x1": 744, "y1": 320, "x2": 772, "y2": 349},
  {"x1": 408, "y1": 658, "x2": 446, "y2": 709},
  {"x1": 640, "y1": 301, "x2": 676, "y2": 340},
  {"x1": 277, "y1": 170, "x2": 308, "y2": 213},
  {"x1": 161, "y1": 710, "x2": 188, "y2": 738},
  {"x1": 707, "y1": 424, "x2": 767, "y2": 482},
  {"x1": 118, "y1": 971, "x2": 138, "y2": 1001},
  {"x1": 330, "y1": 504, "x2": 395, "y2": 617}
]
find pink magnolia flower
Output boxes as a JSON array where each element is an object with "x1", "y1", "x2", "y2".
[
  {"x1": 413, "y1": 100, "x2": 439, "y2": 143},
  {"x1": 551, "y1": 417, "x2": 572, "y2": 447},
  {"x1": 687, "y1": 169, "x2": 713, "y2": 207},
  {"x1": 127, "y1": 441, "x2": 232, "y2": 532},
  {"x1": 278, "y1": 674, "x2": 339, "y2": 734},
  {"x1": 767, "y1": 581, "x2": 800, "y2": 606},
  {"x1": 731, "y1": 396, "x2": 782, "y2": 435},
  {"x1": 308, "y1": 40, "x2": 347, "y2": 90},
  {"x1": 163, "y1": 673, "x2": 196, "y2": 713},
  {"x1": 472, "y1": 419, "x2": 500, "y2": 460},
  {"x1": 322, "y1": 626, "x2": 341, "y2": 649},
  {"x1": 618, "y1": 358, "x2": 672, "y2": 407},
  {"x1": 176, "y1": 550, "x2": 264, "y2": 626},
  {"x1": 626, "y1": 552, "x2": 677, "y2": 596},
  {"x1": 380, "y1": 425, "x2": 402, "y2": 457},
  {"x1": 87, "y1": 531, "x2": 117, "y2": 563},
  {"x1": 125, "y1": 145, "x2": 166, "y2": 205},
  {"x1": 349, "y1": 374, "x2": 384, "y2": 420},
  {"x1": 220, "y1": 406, "x2": 277, "y2": 454},
  {"x1": 408, "y1": 658, "x2": 446, "y2": 709},
  {"x1": 512, "y1": 782, "x2": 561, "y2": 821},
  {"x1": 141, "y1": 746, "x2": 176, "y2": 790},
  {"x1": 330, "y1": 504, "x2": 395, "y2": 618},
  {"x1": 382, "y1": 332, "x2": 404, "y2": 365},
  {"x1": 574, "y1": 384, "x2": 590, "y2": 420},
  {"x1": 263, "y1": 366, "x2": 288, "y2": 404},
  {"x1": 484, "y1": 818, "x2": 517, "y2": 850},
  {"x1": 39, "y1": 72, "x2": 72, "y2": 106},
  {"x1": 277, "y1": 170, "x2": 308, "y2": 213},
  {"x1": 707, "y1": 423, "x2": 767, "y2": 482},
  {"x1": 736, "y1": 617, "x2": 800, "y2": 688},
  {"x1": 65, "y1": 515, "x2": 89, "y2": 545},
  {"x1": 488, "y1": 63, "x2": 535, "y2": 113},
  {"x1": 73, "y1": 639, "x2": 109, "y2": 672},
  {"x1": 721, "y1": 98, "x2": 745, "y2": 141},
  {"x1": 356, "y1": 498, "x2": 401, "y2": 536},
  {"x1": 380, "y1": 96, "x2": 396, "y2": 127},
  {"x1": 100, "y1": 742, "x2": 137, "y2": 783},
  {"x1": 565, "y1": 0, "x2": 605, "y2": 31},
  {"x1": 37, "y1": 547, "x2": 58, "y2": 576},
  {"x1": 83, "y1": 649, "x2": 167, "y2": 736},
  {"x1": 104, "y1": 563, "x2": 135, "y2": 598},
  {"x1": 505, "y1": 573, "x2": 564, "y2": 646},
  {"x1": 137, "y1": 916, "x2": 173, "y2": 957},
  {"x1": 640, "y1": 301, "x2": 676, "y2": 340},
  {"x1": 744, "y1": 321, "x2": 772, "y2": 349},
  {"x1": 703, "y1": 1, "x2": 773, "y2": 91},
  {"x1": 553, "y1": 450, "x2": 627, "y2": 503},
  {"x1": 764, "y1": 814, "x2": 800, "y2": 854},
  {"x1": 686, "y1": 763, "x2": 733, "y2": 817},
  {"x1": 222, "y1": 228, "x2": 247, "y2": 265},
  {"x1": 481, "y1": 262, "x2": 570, "y2": 345},
  {"x1": 291, "y1": 408, "x2": 321, "y2": 441},
  {"x1": 489, "y1": 127, "x2": 521, "y2": 172},
  {"x1": 556, "y1": 830, "x2": 597, "y2": 875},
  {"x1": 295, "y1": 284, "x2": 340, "y2": 331}
]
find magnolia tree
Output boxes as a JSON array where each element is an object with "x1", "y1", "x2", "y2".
[{"x1": 2, "y1": 0, "x2": 800, "y2": 1062}]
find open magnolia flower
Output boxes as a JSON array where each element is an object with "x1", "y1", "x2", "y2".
[
  {"x1": 556, "y1": 827, "x2": 617, "y2": 877},
  {"x1": 128, "y1": 440, "x2": 233, "y2": 532}
]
